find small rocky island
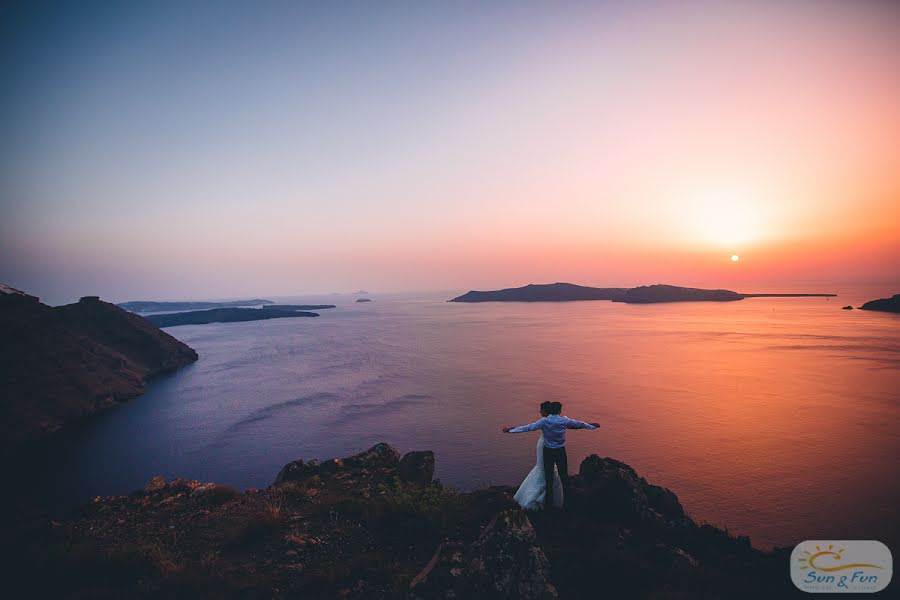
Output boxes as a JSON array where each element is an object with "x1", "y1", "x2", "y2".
[
  {"x1": 859, "y1": 293, "x2": 900, "y2": 314},
  {"x1": 0, "y1": 285, "x2": 198, "y2": 454},
  {"x1": 118, "y1": 299, "x2": 274, "y2": 313},
  {"x1": 451, "y1": 282, "x2": 836, "y2": 304},
  {"x1": 356, "y1": 298, "x2": 373, "y2": 303},
  {"x1": 146, "y1": 307, "x2": 321, "y2": 328},
  {"x1": 8, "y1": 443, "x2": 791, "y2": 599}
]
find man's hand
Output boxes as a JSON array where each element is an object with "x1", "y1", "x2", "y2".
[
  {"x1": 590, "y1": 423, "x2": 601, "y2": 428},
  {"x1": 502, "y1": 427, "x2": 512, "y2": 433}
]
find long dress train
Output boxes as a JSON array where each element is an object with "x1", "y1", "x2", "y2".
[{"x1": 513, "y1": 433, "x2": 564, "y2": 510}]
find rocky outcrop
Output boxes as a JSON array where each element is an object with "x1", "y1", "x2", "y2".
[
  {"x1": 145, "y1": 307, "x2": 319, "y2": 327},
  {"x1": 577, "y1": 455, "x2": 686, "y2": 524},
  {"x1": 409, "y1": 510, "x2": 557, "y2": 600},
  {"x1": 0, "y1": 286, "x2": 198, "y2": 453},
  {"x1": 275, "y1": 442, "x2": 402, "y2": 484},
  {"x1": 859, "y1": 293, "x2": 900, "y2": 314},
  {"x1": 399, "y1": 450, "x2": 435, "y2": 485},
  {"x1": 450, "y1": 283, "x2": 627, "y2": 303},
  {"x1": 344, "y1": 441, "x2": 401, "y2": 468},
  {"x1": 7, "y1": 442, "x2": 793, "y2": 599}
]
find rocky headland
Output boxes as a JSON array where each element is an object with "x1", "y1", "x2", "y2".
[
  {"x1": 859, "y1": 293, "x2": 900, "y2": 314},
  {"x1": 5, "y1": 443, "x2": 795, "y2": 599},
  {"x1": 0, "y1": 285, "x2": 198, "y2": 455},
  {"x1": 146, "y1": 307, "x2": 320, "y2": 328},
  {"x1": 118, "y1": 299, "x2": 274, "y2": 313}
]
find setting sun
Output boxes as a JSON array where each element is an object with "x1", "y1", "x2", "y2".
[{"x1": 731, "y1": 255, "x2": 740, "y2": 262}]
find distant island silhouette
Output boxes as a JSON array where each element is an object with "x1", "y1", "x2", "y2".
[
  {"x1": 267, "y1": 304, "x2": 336, "y2": 311},
  {"x1": 859, "y1": 293, "x2": 900, "y2": 314},
  {"x1": 118, "y1": 299, "x2": 273, "y2": 313},
  {"x1": 450, "y1": 283, "x2": 836, "y2": 303},
  {"x1": 451, "y1": 283, "x2": 627, "y2": 303},
  {"x1": 146, "y1": 307, "x2": 319, "y2": 327}
]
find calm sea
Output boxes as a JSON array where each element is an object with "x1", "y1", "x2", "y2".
[{"x1": 36, "y1": 285, "x2": 900, "y2": 551}]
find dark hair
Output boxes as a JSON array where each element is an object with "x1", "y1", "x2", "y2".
[
  {"x1": 540, "y1": 401, "x2": 553, "y2": 414},
  {"x1": 550, "y1": 402, "x2": 562, "y2": 415}
]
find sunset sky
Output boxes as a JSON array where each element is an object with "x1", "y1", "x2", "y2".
[{"x1": 2, "y1": 0, "x2": 898, "y2": 305}]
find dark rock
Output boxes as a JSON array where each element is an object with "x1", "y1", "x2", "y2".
[
  {"x1": 344, "y1": 442, "x2": 400, "y2": 469},
  {"x1": 644, "y1": 483, "x2": 685, "y2": 521},
  {"x1": 398, "y1": 451, "x2": 435, "y2": 485},
  {"x1": 409, "y1": 509, "x2": 557, "y2": 600},
  {"x1": 842, "y1": 305, "x2": 853, "y2": 310},
  {"x1": 355, "y1": 298, "x2": 373, "y2": 303},
  {"x1": 274, "y1": 459, "x2": 322, "y2": 484},
  {"x1": 859, "y1": 293, "x2": 900, "y2": 314},
  {"x1": 577, "y1": 455, "x2": 650, "y2": 522},
  {"x1": 672, "y1": 546, "x2": 700, "y2": 568},
  {"x1": 321, "y1": 458, "x2": 345, "y2": 472},
  {"x1": 275, "y1": 444, "x2": 400, "y2": 484},
  {"x1": 467, "y1": 509, "x2": 557, "y2": 599},
  {"x1": 579, "y1": 455, "x2": 639, "y2": 482}
]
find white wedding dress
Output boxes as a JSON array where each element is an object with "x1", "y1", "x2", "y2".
[{"x1": 513, "y1": 434, "x2": 564, "y2": 510}]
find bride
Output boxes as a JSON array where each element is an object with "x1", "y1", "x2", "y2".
[{"x1": 513, "y1": 433, "x2": 563, "y2": 511}]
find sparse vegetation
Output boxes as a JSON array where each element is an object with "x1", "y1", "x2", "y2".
[
  {"x1": 263, "y1": 486, "x2": 283, "y2": 520},
  {"x1": 200, "y1": 484, "x2": 239, "y2": 506},
  {"x1": 222, "y1": 510, "x2": 283, "y2": 552},
  {"x1": 379, "y1": 477, "x2": 468, "y2": 533}
]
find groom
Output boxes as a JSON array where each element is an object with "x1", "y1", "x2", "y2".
[{"x1": 502, "y1": 401, "x2": 600, "y2": 511}]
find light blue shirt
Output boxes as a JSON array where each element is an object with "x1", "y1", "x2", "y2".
[{"x1": 508, "y1": 414, "x2": 598, "y2": 448}]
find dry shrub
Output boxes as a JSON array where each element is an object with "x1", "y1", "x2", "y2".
[
  {"x1": 222, "y1": 511, "x2": 283, "y2": 552},
  {"x1": 200, "y1": 484, "x2": 239, "y2": 506},
  {"x1": 142, "y1": 541, "x2": 180, "y2": 576},
  {"x1": 263, "y1": 486, "x2": 283, "y2": 520}
]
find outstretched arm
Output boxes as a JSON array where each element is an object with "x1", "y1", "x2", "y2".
[
  {"x1": 563, "y1": 417, "x2": 600, "y2": 430},
  {"x1": 501, "y1": 418, "x2": 544, "y2": 434}
]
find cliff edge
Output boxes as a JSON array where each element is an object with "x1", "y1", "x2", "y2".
[
  {"x1": 7, "y1": 443, "x2": 794, "y2": 599},
  {"x1": 0, "y1": 285, "x2": 198, "y2": 453}
]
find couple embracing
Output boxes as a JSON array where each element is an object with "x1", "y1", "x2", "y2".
[{"x1": 502, "y1": 401, "x2": 600, "y2": 512}]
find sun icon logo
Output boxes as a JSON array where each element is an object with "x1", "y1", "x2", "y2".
[{"x1": 797, "y1": 544, "x2": 883, "y2": 572}]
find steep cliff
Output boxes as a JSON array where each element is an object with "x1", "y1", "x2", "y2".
[{"x1": 0, "y1": 286, "x2": 198, "y2": 453}]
